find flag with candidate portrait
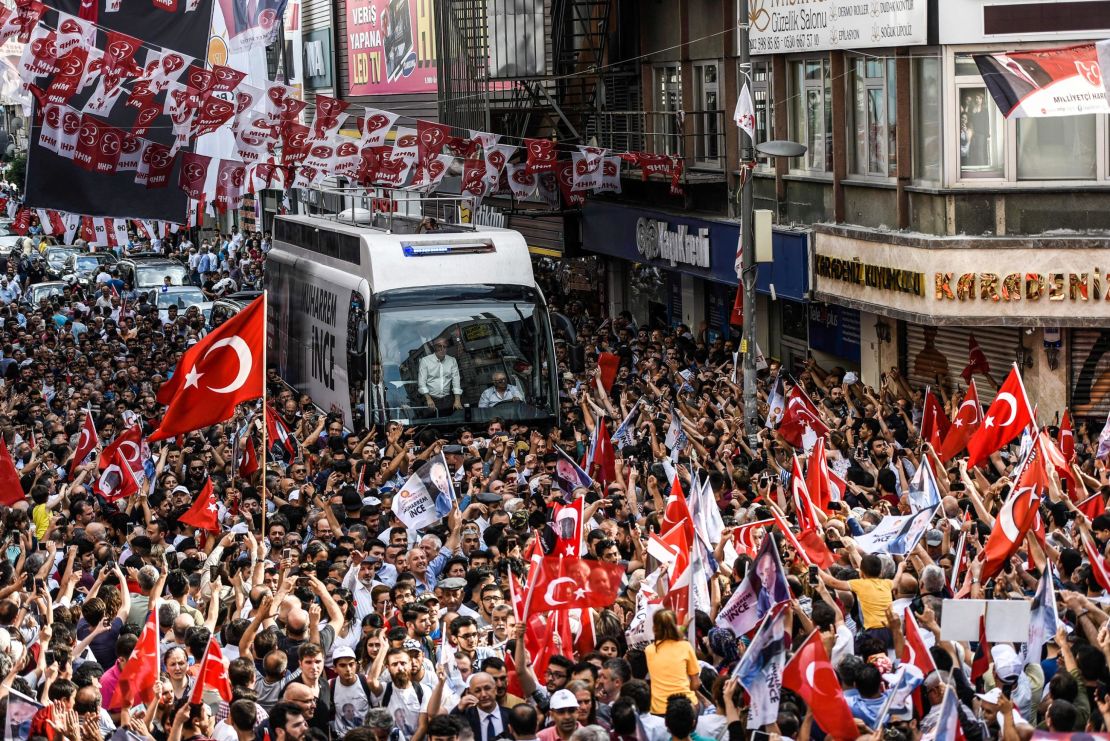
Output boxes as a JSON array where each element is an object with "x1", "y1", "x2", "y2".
[
  {"x1": 735, "y1": 603, "x2": 788, "y2": 728},
  {"x1": 391, "y1": 452, "x2": 455, "y2": 530}
]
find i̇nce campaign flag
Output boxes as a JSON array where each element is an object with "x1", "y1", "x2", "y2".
[{"x1": 22, "y1": 0, "x2": 215, "y2": 221}]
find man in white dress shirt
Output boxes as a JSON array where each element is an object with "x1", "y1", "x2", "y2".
[
  {"x1": 418, "y1": 338, "x2": 463, "y2": 415},
  {"x1": 478, "y1": 373, "x2": 524, "y2": 408}
]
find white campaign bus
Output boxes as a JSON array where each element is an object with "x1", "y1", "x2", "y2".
[{"x1": 266, "y1": 203, "x2": 560, "y2": 430}]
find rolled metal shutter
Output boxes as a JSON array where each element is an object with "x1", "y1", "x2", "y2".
[
  {"x1": 903, "y1": 324, "x2": 1019, "y2": 404},
  {"x1": 1069, "y1": 329, "x2": 1110, "y2": 423}
]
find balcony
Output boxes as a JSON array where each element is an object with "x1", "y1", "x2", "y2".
[{"x1": 588, "y1": 109, "x2": 728, "y2": 181}]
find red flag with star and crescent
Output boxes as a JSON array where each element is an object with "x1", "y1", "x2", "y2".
[
  {"x1": 939, "y1": 380, "x2": 983, "y2": 462},
  {"x1": 110, "y1": 604, "x2": 159, "y2": 710},
  {"x1": 71, "y1": 409, "x2": 99, "y2": 474},
  {"x1": 93, "y1": 447, "x2": 140, "y2": 502},
  {"x1": 190, "y1": 636, "x2": 232, "y2": 703},
  {"x1": 150, "y1": 296, "x2": 265, "y2": 441},
  {"x1": 966, "y1": 367, "x2": 1034, "y2": 468},
  {"x1": 98, "y1": 424, "x2": 143, "y2": 475},
  {"x1": 781, "y1": 630, "x2": 858, "y2": 740},
  {"x1": 178, "y1": 478, "x2": 220, "y2": 532},
  {"x1": 524, "y1": 556, "x2": 625, "y2": 616}
]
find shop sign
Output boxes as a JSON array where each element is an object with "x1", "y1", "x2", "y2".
[
  {"x1": 814, "y1": 254, "x2": 925, "y2": 296},
  {"x1": 304, "y1": 29, "x2": 334, "y2": 90},
  {"x1": 743, "y1": 0, "x2": 926, "y2": 54},
  {"x1": 346, "y1": 0, "x2": 437, "y2": 96},
  {"x1": 635, "y1": 217, "x2": 711, "y2": 269},
  {"x1": 935, "y1": 271, "x2": 1110, "y2": 302}
]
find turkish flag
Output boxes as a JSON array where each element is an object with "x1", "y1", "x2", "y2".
[
  {"x1": 525, "y1": 556, "x2": 625, "y2": 615},
  {"x1": 729, "y1": 285, "x2": 744, "y2": 327},
  {"x1": 778, "y1": 385, "x2": 830, "y2": 449},
  {"x1": 238, "y1": 436, "x2": 259, "y2": 478},
  {"x1": 0, "y1": 439, "x2": 25, "y2": 506},
  {"x1": 94, "y1": 447, "x2": 140, "y2": 502},
  {"x1": 791, "y1": 455, "x2": 820, "y2": 533},
  {"x1": 662, "y1": 476, "x2": 696, "y2": 546},
  {"x1": 1081, "y1": 531, "x2": 1110, "y2": 593},
  {"x1": 732, "y1": 519, "x2": 774, "y2": 557},
  {"x1": 901, "y1": 608, "x2": 937, "y2": 677},
  {"x1": 597, "y1": 352, "x2": 620, "y2": 393},
  {"x1": 70, "y1": 409, "x2": 99, "y2": 474},
  {"x1": 98, "y1": 424, "x2": 143, "y2": 475},
  {"x1": 588, "y1": 417, "x2": 617, "y2": 486},
  {"x1": 979, "y1": 443, "x2": 1044, "y2": 580},
  {"x1": 110, "y1": 607, "x2": 159, "y2": 710},
  {"x1": 805, "y1": 437, "x2": 833, "y2": 512},
  {"x1": 966, "y1": 367, "x2": 1033, "y2": 468},
  {"x1": 551, "y1": 499, "x2": 584, "y2": 557},
  {"x1": 190, "y1": 636, "x2": 232, "y2": 703},
  {"x1": 781, "y1": 630, "x2": 858, "y2": 740},
  {"x1": 961, "y1": 333, "x2": 992, "y2": 382},
  {"x1": 1055, "y1": 412, "x2": 1077, "y2": 495},
  {"x1": 920, "y1": 389, "x2": 951, "y2": 450},
  {"x1": 653, "y1": 522, "x2": 691, "y2": 623},
  {"x1": 149, "y1": 296, "x2": 265, "y2": 441},
  {"x1": 939, "y1": 380, "x2": 982, "y2": 462},
  {"x1": 770, "y1": 508, "x2": 834, "y2": 569},
  {"x1": 179, "y1": 478, "x2": 220, "y2": 532},
  {"x1": 1078, "y1": 492, "x2": 1106, "y2": 519}
]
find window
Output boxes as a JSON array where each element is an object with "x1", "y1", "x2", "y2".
[
  {"x1": 749, "y1": 60, "x2": 774, "y2": 168},
  {"x1": 693, "y1": 61, "x2": 722, "y2": 168},
  {"x1": 849, "y1": 57, "x2": 897, "y2": 177},
  {"x1": 954, "y1": 54, "x2": 1004, "y2": 179},
  {"x1": 789, "y1": 59, "x2": 832, "y2": 172},
  {"x1": 1017, "y1": 116, "x2": 1096, "y2": 180},
  {"x1": 912, "y1": 56, "x2": 941, "y2": 182},
  {"x1": 652, "y1": 65, "x2": 683, "y2": 156}
]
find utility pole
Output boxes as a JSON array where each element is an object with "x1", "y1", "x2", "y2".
[{"x1": 737, "y1": 0, "x2": 758, "y2": 439}]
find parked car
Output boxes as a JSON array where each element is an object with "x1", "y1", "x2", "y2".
[
  {"x1": 43, "y1": 246, "x2": 83, "y2": 279},
  {"x1": 148, "y1": 285, "x2": 206, "y2": 320},
  {"x1": 23, "y1": 281, "x2": 69, "y2": 306}
]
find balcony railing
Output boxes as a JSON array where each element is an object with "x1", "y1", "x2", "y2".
[{"x1": 588, "y1": 109, "x2": 727, "y2": 171}]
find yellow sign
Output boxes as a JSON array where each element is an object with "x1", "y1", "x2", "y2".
[{"x1": 207, "y1": 35, "x2": 229, "y2": 66}]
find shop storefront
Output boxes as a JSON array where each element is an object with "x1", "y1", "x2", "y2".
[
  {"x1": 812, "y1": 224, "x2": 1110, "y2": 415},
  {"x1": 582, "y1": 201, "x2": 810, "y2": 356}
]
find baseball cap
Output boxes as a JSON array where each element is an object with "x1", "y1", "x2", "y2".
[
  {"x1": 332, "y1": 646, "x2": 357, "y2": 661},
  {"x1": 402, "y1": 638, "x2": 423, "y2": 653},
  {"x1": 924, "y1": 529, "x2": 943, "y2": 547},
  {"x1": 416, "y1": 593, "x2": 439, "y2": 605},
  {"x1": 549, "y1": 689, "x2": 578, "y2": 711},
  {"x1": 991, "y1": 645, "x2": 1021, "y2": 683}
]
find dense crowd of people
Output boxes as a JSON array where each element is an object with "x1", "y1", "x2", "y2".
[{"x1": 0, "y1": 217, "x2": 1108, "y2": 741}]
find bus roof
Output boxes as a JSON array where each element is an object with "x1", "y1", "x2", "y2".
[{"x1": 273, "y1": 213, "x2": 536, "y2": 295}]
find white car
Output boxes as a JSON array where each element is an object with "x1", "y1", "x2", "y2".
[{"x1": 0, "y1": 235, "x2": 23, "y2": 256}]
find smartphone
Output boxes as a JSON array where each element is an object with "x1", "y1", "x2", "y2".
[
  {"x1": 209, "y1": 565, "x2": 219, "y2": 580},
  {"x1": 44, "y1": 650, "x2": 56, "y2": 666},
  {"x1": 235, "y1": 533, "x2": 245, "y2": 544},
  {"x1": 283, "y1": 548, "x2": 292, "y2": 560},
  {"x1": 37, "y1": 541, "x2": 46, "y2": 552},
  {"x1": 808, "y1": 565, "x2": 818, "y2": 585}
]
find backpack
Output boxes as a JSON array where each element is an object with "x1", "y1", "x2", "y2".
[
  {"x1": 380, "y1": 680, "x2": 424, "y2": 707},
  {"x1": 330, "y1": 674, "x2": 373, "y2": 704}
]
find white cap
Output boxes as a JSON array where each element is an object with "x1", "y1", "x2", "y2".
[
  {"x1": 991, "y1": 644, "x2": 1021, "y2": 682},
  {"x1": 332, "y1": 646, "x2": 357, "y2": 661},
  {"x1": 549, "y1": 689, "x2": 578, "y2": 711}
]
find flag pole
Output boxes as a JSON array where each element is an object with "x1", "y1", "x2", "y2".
[{"x1": 260, "y1": 290, "x2": 269, "y2": 540}]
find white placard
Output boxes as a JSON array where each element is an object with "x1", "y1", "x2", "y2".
[
  {"x1": 743, "y1": 0, "x2": 927, "y2": 54},
  {"x1": 939, "y1": 599, "x2": 1032, "y2": 643}
]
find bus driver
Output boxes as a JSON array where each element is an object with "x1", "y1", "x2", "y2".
[
  {"x1": 479, "y1": 373, "x2": 524, "y2": 407},
  {"x1": 418, "y1": 338, "x2": 463, "y2": 415}
]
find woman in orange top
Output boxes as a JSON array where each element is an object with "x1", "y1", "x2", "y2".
[{"x1": 643, "y1": 610, "x2": 700, "y2": 714}]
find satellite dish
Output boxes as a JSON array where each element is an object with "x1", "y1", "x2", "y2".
[{"x1": 755, "y1": 140, "x2": 807, "y2": 158}]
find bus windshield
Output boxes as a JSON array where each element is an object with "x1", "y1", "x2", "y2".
[{"x1": 370, "y1": 300, "x2": 555, "y2": 425}]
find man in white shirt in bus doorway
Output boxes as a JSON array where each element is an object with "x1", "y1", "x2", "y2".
[
  {"x1": 418, "y1": 338, "x2": 463, "y2": 416},
  {"x1": 479, "y1": 372, "x2": 524, "y2": 408}
]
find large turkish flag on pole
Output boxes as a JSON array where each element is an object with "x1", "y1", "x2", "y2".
[
  {"x1": 70, "y1": 409, "x2": 99, "y2": 474},
  {"x1": 966, "y1": 366, "x2": 1033, "y2": 468},
  {"x1": 150, "y1": 295, "x2": 265, "y2": 441}
]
